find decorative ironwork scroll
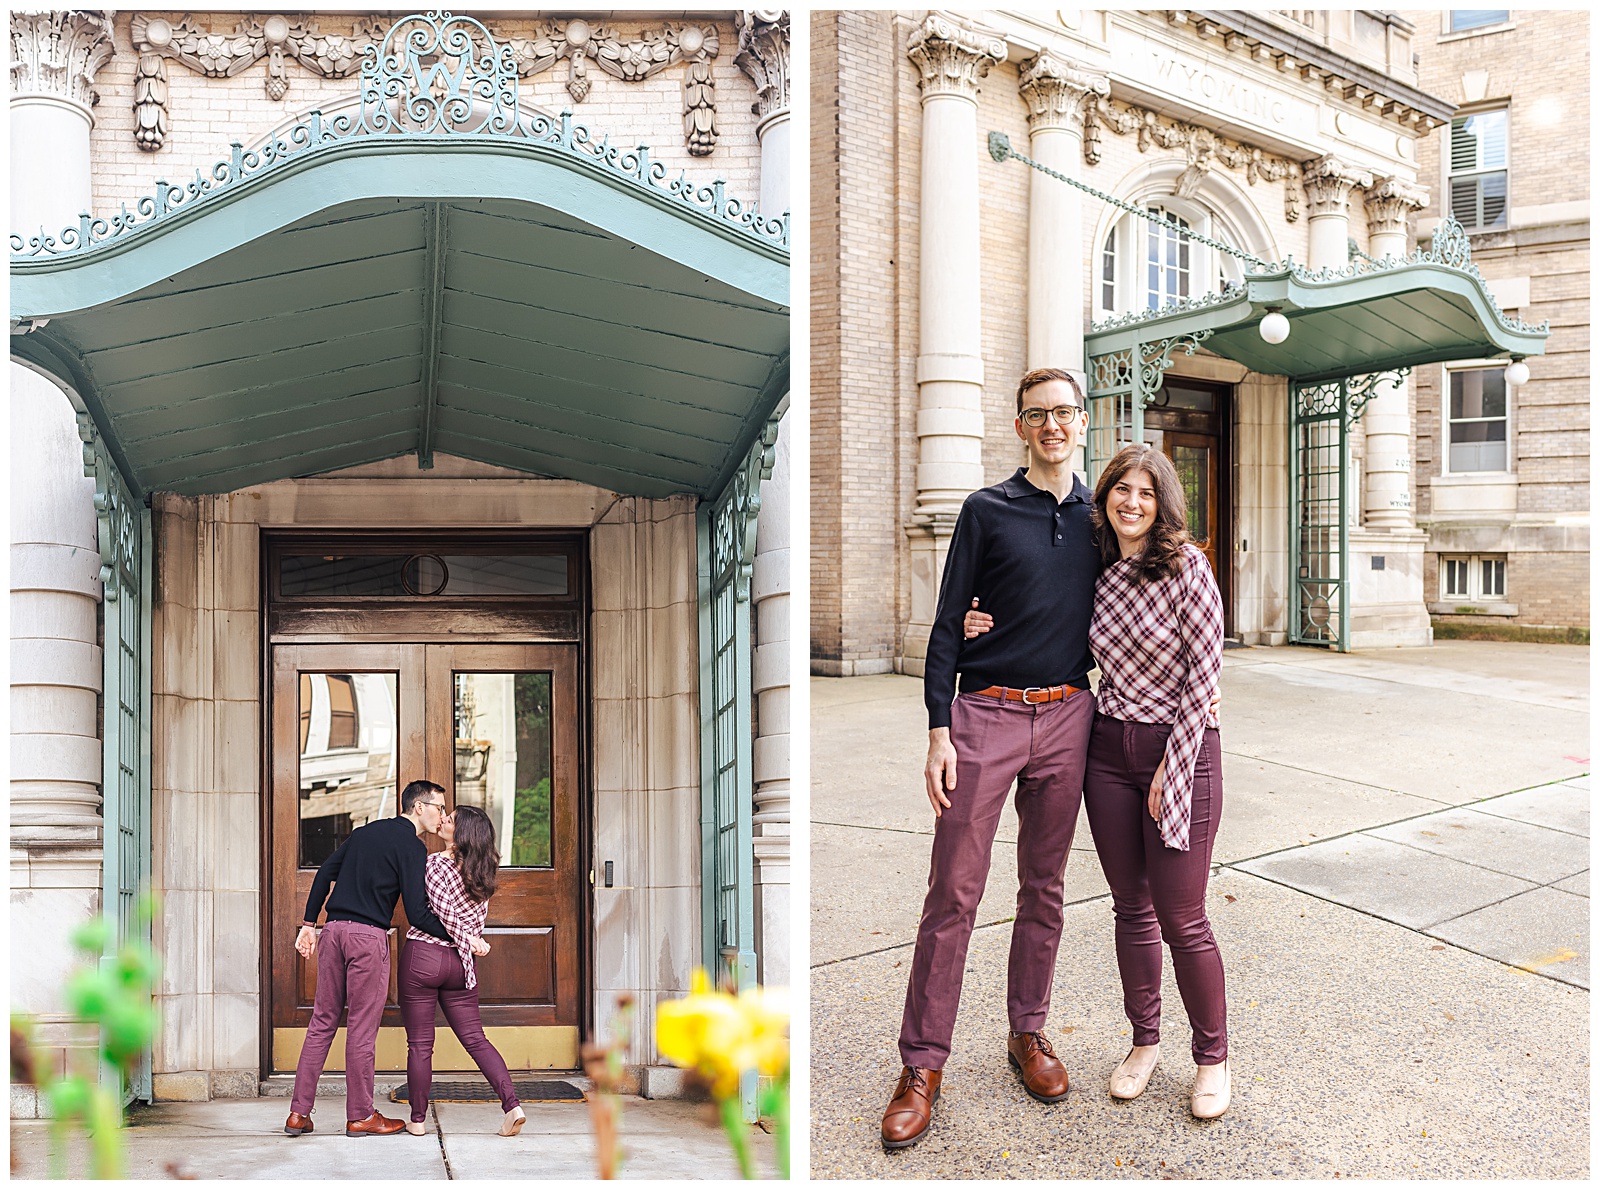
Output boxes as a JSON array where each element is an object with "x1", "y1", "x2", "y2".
[
  {"x1": 1084, "y1": 331, "x2": 1216, "y2": 485},
  {"x1": 78, "y1": 413, "x2": 154, "y2": 1106},
  {"x1": 1289, "y1": 379, "x2": 1348, "y2": 650},
  {"x1": 1346, "y1": 367, "x2": 1411, "y2": 425},
  {"x1": 13, "y1": 12, "x2": 787, "y2": 261}
]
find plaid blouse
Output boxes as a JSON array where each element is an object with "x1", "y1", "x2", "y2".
[
  {"x1": 1088, "y1": 543, "x2": 1224, "y2": 853},
  {"x1": 405, "y1": 851, "x2": 487, "y2": 989}
]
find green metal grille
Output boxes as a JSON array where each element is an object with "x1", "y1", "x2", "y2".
[
  {"x1": 1085, "y1": 332, "x2": 1213, "y2": 485},
  {"x1": 1288, "y1": 380, "x2": 1348, "y2": 649},
  {"x1": 81, "y1": 413, "x2": 154, "y2": 1105}
]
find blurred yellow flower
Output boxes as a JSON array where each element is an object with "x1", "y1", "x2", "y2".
[{"x1": 656, "y1": 970, "x2": 790, "y2": 1099}]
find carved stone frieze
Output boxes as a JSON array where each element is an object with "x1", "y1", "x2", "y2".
[
  {"x1": 1017, "y1": 51, "x2": 1108, "y2": 133},
  {"x1": 1086, "y1": 96, "x2": 1304, "y2": 221},
  {"x1": 127, "y1": 12, "x2": 728, "y2": 157},
  {"x1": 9, "y1": 10, "x2": 116, "y2": 108},
  {"x1": 1364, "y1": 175, "x2": 1429, "y2": 238},
  {"x1": 735, "y1": 10, "x2": 789, "y2": 123},
  {"x1": 131, "y1": 51, "x2": 167, "y2": 150},
  {"x1": 907, "y1": 14, "x2": 1004, "y2": 101},
  {"x1": 1301, "y1": 154, "x2": 1373, "y2": 218}
]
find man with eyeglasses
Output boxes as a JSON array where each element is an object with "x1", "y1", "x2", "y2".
[
  {"x1": 882, "y1": 368, "x2": 1099, "y2": 1149},
  {"x1": 285, "y1": 779, "x2": 457, "y2": 1138}
]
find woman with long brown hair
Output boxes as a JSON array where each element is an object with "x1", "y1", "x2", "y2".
[
  {"x1": 398, "y1": 803, "x2": 526, "y2": 1137},
  {"x1": 964, "y1": 442, "x2": 1229, "y2": 1118}
]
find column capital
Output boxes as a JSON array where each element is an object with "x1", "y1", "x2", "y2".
[
  {"x1": 1017, "y1": 50, "x2": 1108, "y2": 134},
  {"x1": 735, "y1": 10, "x2": 789, "y2": 125},
  {"x1": 9, "y1": 10, "x2": 116, "y2": 109},
  {"x1": 1364, "y1": 175, "x2": 1429, "y2": 238},
  {"x1": 1300, "y1": 153, "x2": 1373, "y2": 218},
  {"x1": 907, "y1": 14, "x2": 1005, "y2": 102}
]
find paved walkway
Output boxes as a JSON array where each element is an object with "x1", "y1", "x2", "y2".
[
  {"x1": 10, "y1": 1092, "x2": 779, "y2": 1180},
  {"x1": 810, "y1": 642, "x2": 1589, "y2": 1179}
]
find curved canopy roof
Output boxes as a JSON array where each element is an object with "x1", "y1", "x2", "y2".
[
  {"x1": 10, "y1": 13, "x2": 788, "y2": 501},
  {"x1": 1085, "y1": 222, "x2": 1548, "y2": 382}
]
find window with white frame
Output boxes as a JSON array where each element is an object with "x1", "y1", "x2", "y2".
[
  {"x1": 1096, "y1": 201, "x2": 1244, "y2": 320},
  {"x1": 1450, "y1": 109, "x2": 1508, "y2": 231},
  {"x1": 1449, "y1": 11, "x2": 1510, "y2": 33},
  {"x1": 1441, "y1": 554, "x2": 1507, "y2": 601},
  {"x1": 1446, "y1": 366, "x2": 1509, "y2": 472}
]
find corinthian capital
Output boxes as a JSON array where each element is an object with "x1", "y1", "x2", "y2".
[
  {"x1": 1364, "y1": 175, "x2": 1429, "y2": 236},
  {"x1": 735, "y1": 10, "x2": 789, "y2": 123},
  {"x1": 1301, "y1": 154, "x2": 1373, "y2": 218},
  {"x1": 1018, "y1": 50, "x2": 1108, "y2": 133},
  {"x1": 907, "y1": 14, "x2": 1005, "y2": 102},
  {"x1": 10, "y1": 10, "x2": 116, "y2": 108}
]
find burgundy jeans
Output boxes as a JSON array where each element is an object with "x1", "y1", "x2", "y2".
[
  {"x1": 898, "y1": 688, "x2": 1095, "y2": 1070},
  {"x1": 397, "y1": 939, "x2": 520, "y2": 1121},
  {"x1": 1083, "y1": 714, "x2": 1228, "y2": 1065},
  {"x1": 290, "y1": 919, "x2": 391, "y2": 1120}
]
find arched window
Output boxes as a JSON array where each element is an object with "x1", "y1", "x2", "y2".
[{"x1": 1095, "y1": 198, "x2": 1247, "y2": 321}]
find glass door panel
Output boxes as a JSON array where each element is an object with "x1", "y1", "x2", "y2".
[{"x1": 453, "y1": 672, "x2": 553, "y2": 868}]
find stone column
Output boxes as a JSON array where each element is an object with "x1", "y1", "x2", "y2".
[
  {"x1": 1019, "y1": 52, "x2": 1107, "y2": 476},
  {"x1": 1361, "y1": 177, "x2": 1429, "y2": 531},
  {"x1": 736, "y1": 10, "x2": 790, "y2": 223},
  {"x1": 9, "y1": 8, "x2": 116, "y2": 1120},
  {"x1": 736, "y1": 11, "x2": 791, "y2": 989},
  {"x1": 1301, "y1": 154, "x2": 1372, "y2": 270},
  {"x1": 902, "y1": 15, "x2": 1004, "y2": 673}
]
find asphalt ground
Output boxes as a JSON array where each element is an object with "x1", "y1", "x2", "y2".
[{"x1": 809, "y1": 642, "x2": 1590, "y2": 1179}]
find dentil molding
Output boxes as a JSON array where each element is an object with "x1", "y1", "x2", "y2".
[
  {"x1": 1086, "y1": 96, "x2": 1304, "y2": 222},
  {"x1": 1017, "y1": 51, "x2": 1108, "y2": 133},
  {"x1": 734, "y1": 10, "x2": 789, "y2": 124},
  {"x1": 126, "y1": 12, "x2": 726, "y2": 156},
  {"x1": 907, "y1": 14, "x2": 1005, "y2": 101},
  {"x1": 10, "y1": 10, "x2": 116, "y2": 109}
]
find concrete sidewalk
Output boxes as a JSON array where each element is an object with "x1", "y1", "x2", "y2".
[
  {"x1": 10, "y1": 1091, "x2": 780, "y2": 1180},
  {"x1": 810, "y1": 642, "x2": 1590, "y2": 1179}
]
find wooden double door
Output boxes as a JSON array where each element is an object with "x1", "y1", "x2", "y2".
[
  {"x1": 1145, "y1": 377, "x2": 1232, "y2": 635},
  {"x1": 269, "y1": 641, "x2": 581, "y2": 1072}
]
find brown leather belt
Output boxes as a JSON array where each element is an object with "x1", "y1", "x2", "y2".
[{"x1": 969, "y1": 684, "x2": 1081, "y2": 705}]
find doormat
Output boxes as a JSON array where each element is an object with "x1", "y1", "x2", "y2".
[{"x1": 392, "y1": 1080, "x2": 586, "y2": 1104}]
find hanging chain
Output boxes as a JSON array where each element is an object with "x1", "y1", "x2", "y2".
[{"x1": 988, "y1": 131, "x2": 1272, "y2": 270}]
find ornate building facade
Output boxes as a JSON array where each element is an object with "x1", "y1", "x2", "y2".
[
  {"x1": 812, "y1": 9, "x2": 1581, "y2": 680},
  {"x1": 10, "y1": 8, "x2": 791, "y2": 1112}
]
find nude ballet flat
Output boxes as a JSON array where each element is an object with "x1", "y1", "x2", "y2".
[
  {"x1": 1190, "y1": 1059, "x2": 1231, "y2": 1120},
  {"x1": 1108, "y1": 1044, "x2": 1160, "y2": 1100},
  {"x1": 498, "y1": 1107, "x2": 526, "y2": 1137}
]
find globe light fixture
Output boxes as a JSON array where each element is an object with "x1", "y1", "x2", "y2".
[
  {"x1": 1505, "y1": 357, "x2": 1531, "y2": 386},
  {"x1": 1259, "y1": 308, "x2": 1290, "y2": 345}
]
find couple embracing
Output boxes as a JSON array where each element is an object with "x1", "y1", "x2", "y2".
[
  {"x1": 882, "y1": 367, "x2": 1230, "y2": 1149},
  {"x1": 283, "y1": 780, "x2": 527, "y2": 1139}
]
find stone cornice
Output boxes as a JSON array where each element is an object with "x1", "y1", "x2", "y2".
[
  {"x1": 1302, "y1": 153, "x2": 1372, "y2": 218},
  {"x1": 735, "y1": 10, "x2": 789, "y2": 123},
  {"x1": 9, "y1": 10, "x2": 116, "y2": 109},
  {"x1": 1017, "y1": 51, "x2": 1108, "y2": 133},
  {"x1": 1365, "y1": 175, "x2": 1429, "y2": 237},
  {"x1": 907, "y1": 13, "x2": 1005, "y2": 102},
  {"x1": 1086, "y1": 96, "x2": 1304, "y2": 222},
  {"x1": 1165, "y1": 10, "x2": 1456, "y2": 132}
]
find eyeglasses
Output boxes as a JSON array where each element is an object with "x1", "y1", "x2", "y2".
[
  {"x1": 420, "y1": 799, "x2": 446, "y2": 812},
  {"x1": 1019, "y1": 405, "x2": 1083, "y2": 428}
]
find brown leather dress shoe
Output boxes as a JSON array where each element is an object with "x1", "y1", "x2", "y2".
[
  {"x1": 881, "y1": 1065, "x2": 942, "y2": 1150},
  {"x1": 345, "y1": 1111, "x2": 406, "y2": 1137},
  {"x1": 283, "y1": 1111, "x2": 314, "y2": 1136},
  {"x1": 1007, "y1": 1030, "x2": 1070, "y2": 1103}
]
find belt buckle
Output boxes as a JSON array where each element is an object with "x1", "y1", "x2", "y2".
[{"x1": 1021, "y1": 686, "x2": 1049, "y2": 705}]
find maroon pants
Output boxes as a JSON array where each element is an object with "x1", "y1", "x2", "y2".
[
  {"x1": 1083, "y1": 714, "x2": 1228, "y2": 1065},
  {"x1": 290, "y1": 919, "x2": 390, "y2": 1120},
  {"x1": 397, "y1": 939, "x2": 520, "y2": 1121},
  {"x1": 899, "y1": 689, "x2": 1095, "y2": 1069}
]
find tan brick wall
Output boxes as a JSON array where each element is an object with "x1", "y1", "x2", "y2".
[
  {"x1": 1402, "y1": 8, "x2": 1589, "y2": 628},
  {"x1": 86, "y1": 12, "x2": 763, "y2": 220}
]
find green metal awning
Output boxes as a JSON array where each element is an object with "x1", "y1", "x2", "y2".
[
  {"x1": 10, "y1": 14, "x2": 789, "y2": 501},
  {"x1": 1085, "y1": 221, "x2": 1547, "y2": 380}
]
